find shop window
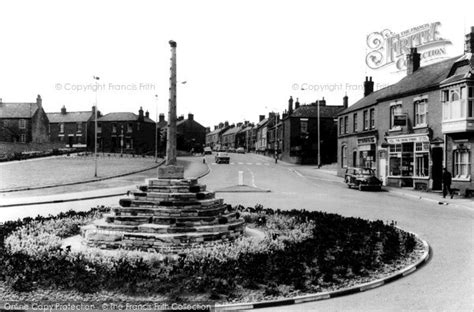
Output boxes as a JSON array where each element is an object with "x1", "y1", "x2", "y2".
[
  {"x1": 353, "y1": 113, "x2": 358, "y2": 132},
  {"x1": 341, "y1": 145, "x2": 347, "y2": 168},
  {"x1": 390, "y1": 103, "x2": 402, "y2": 129},
  {"x1": 19, "y1": 119, "x2": 26, "y2": 129},
  {"x1": 454, "y1": 149, "x2": 470, "y2": 178},
  {"x1": 414, "y1": 99, "x2": 427, "y2": 126},
  {"x1": 369, "y1": 108, "x2": 375, "y2": 129}
]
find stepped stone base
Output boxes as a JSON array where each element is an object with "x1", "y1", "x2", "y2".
[{"x1": 81, "y1": 172, "x2": 245, "y2": 253}]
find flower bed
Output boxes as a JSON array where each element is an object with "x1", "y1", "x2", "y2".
[{"x1": 0, "y1": 205, "x2": 423, "y2": 303}]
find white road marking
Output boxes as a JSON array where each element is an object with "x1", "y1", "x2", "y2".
[
  {"x1": 230, "y1": 162, "x2": 235, "y2": 165},
  {"x1": 246, "y1": 162, "x2": 252, "y2": 165},
  {"x1": 238, "y1": 162, "x2": 244, "y2": 165},
  {"x1": 256, "y1": 163, "x2": 262, "y2": 165},
  {"x1": 211, "y1": 163, "x2": 217, "y2": 165}
]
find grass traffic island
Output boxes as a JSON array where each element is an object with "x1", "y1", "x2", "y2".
[
  {"x1": 0, "y1": 155, "x2": 161, "y2": 191},
  {"x1": 0, "y1": 206, "x2": 427, "y2": 306}
]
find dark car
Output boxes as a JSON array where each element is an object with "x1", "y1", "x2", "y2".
[
  {"x1": 215, "y1": 152, "x2": 230, "y2": 164},
  {"x1": 344, "y1": 167, "x2": 382, "y2": 191}
]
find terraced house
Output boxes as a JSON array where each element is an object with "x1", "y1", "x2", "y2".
[{"x1": 337, "y1": 27, "x2": 474, "y2": 194}]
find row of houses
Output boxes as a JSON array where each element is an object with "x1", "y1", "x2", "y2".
[
  {"x1": 0, "y1": 99, "x2": 206, "y2": 155},
  {"x1": 337, "y1": 26, "x2": 474, "y2": 195},
  {"x1": 206, "y1": 97, "x2": 346, "y2": 164}
]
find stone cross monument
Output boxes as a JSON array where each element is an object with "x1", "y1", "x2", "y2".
[{"x1": 158, "y1": 40, "x2": 184, "y2": 179}]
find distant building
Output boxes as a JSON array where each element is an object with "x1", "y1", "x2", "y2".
[
  {"x1": 221, "y1": 123, "x2": 246, "y2": 150},
  {"x1": 255, "y1": 114, "x2": 270, "y2": 153},
  {"x1": 205, "y1": 121, "x2": 230, "y2": 151},
  {"x1": 97, "y1": 107, "x2": 155, "y2": 154},
  {"x1": 47, "y1": 106, "x2": 95, "y2": 148},
  {"x1": 0, "y1": 95, "x2": 49, "y2": 144},
  {"x1": 176, "y1": 113, "x2": 206, "y2": 153},
  {"x1": 281, "y1": 97, "x2": 346, "y2": 164}
]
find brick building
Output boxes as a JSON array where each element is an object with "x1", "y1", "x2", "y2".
[
  {"x1": 47, "y1": 106, "x2": 95, "y2": 148},
  {"x1": 255, "y1": 114, "x2": 271, "y2": 154},
  {"x1": 221, "y1": 123, "x2": 246, "y2": 150},
  {"x1": 337, "y1": 27, "x2": 474, "y2": 193},
  {"x1": 0, "y1": 95, "x2": 49, "y2": 144},
  {"x1": 281, "y1": 96, "x2": 346, "y2": 164},
  {"x1": 176, "y1": 113, "x2": 206, "y2": 153},
  {"x1": 97, "y1": 107, "x2": 155, "y2": 154},
  {"x1": 205, "y1": 122, "x2": 230, "y2": 151}
]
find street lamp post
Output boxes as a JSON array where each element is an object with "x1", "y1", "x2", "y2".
[
  {"x1": 317, "y1": 99, "x2": 321, "y2": 168},
  {"x1": 154, "y1": 94, "x2": 159, "y2": 163},
  {"x1": 93, "y1": 76, "x2": 100, "y2": 177},
  {"x1": 274, "y1": 113, "x2": 278, "y2": 164},
  {"x1": 120, "y1": 126, "x2": 124, "y2": 156}
]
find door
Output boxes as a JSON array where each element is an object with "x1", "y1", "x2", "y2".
[
  {"x1": 431, "y1": 147, "x2": 443, "y2": 190},
  {"x1": 68, "y1": 136, "x2": 73, "y2": 148},
  {"x1": 353, "y1": 151, "x2": 357, "y2": 167}
]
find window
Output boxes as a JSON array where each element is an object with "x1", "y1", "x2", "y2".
[
  {"x1": 77, "y1": 122, "x2": 82, "y2": 133},
  {"x1": 127, "y1": 123, "x2": 133, "y2": 133},
  {"x1": 20, "y1": 134, "x2": 26, "y2": 143},
  {"x1": 300, "y1": 118, "x2": 308, "y2": 134},
  {"x1": 390, "y1": 103, "x2": 402, "y2": 129},
  {"x1": 414, "y1": 142, "x2": 429, "y2": 177},
  {"x1": 353, "y1": 113, "x2": 358, "y2": 132},
  {"x1": 414, "y1": 98, "x2": 428, "y2": 126},
  {"x1": 60, "y1": 123, "x2": 64, "y2": 133},
  {"x1": 19, "y1": 119, "x2": 26, "y2": 129},
  {"x1": 369, "y1": 108, "x2": 375, "y2": 129},
  {"x1": 363, "y1": 110, "x2": 369, "y2": 130},
  {"x1": 344, "y1": 116, "x2": 348, "y2": 134},
  {"x1": 341, "y1": 145, "x2": 347, "y2": 168},
  {"x1": 112, "y1": 123, "x2": 117, "y2": 133},
  {"x1": 454, "y1": 149, "x2": 470, "y2": 178},
  {"x1": 339, "y1": 117, "x2": 343, "y2": 135}
]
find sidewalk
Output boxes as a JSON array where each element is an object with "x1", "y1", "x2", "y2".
[{"x1": 0, "y1": 157, "x2": 209, "y2": 208}]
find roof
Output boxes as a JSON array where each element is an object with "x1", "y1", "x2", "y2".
[
  {"x1": 222, "y1": 126, "x2": 243, "y2": 136},
  {"x1": 291, "y1": 104, "x2": 345, "y2": 118},
  {"x1": 47, "y1": 111, "x2": 92, "y2": 123},
  {"x1": 256, "y1": 118, "x2": 269, "y2": 128},
  {"x1": 440, "y1": 53, "x2": 474, "y2": 86},
  {"x1": 98, "y1": 112, "x2": 155, "y2": 123},
  {"x1": 339, "y1": 55, "x2": 462, "y2": 115},
  {"x1": 0, "y1": 102, "x2": 40, "y2": 119}
]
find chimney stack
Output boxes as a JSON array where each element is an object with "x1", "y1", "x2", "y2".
[
  {"x1": 295, "y1": 98, "x2": 300, "y2": 109},
  {"x1": 319, "y1": 97, "x2": 326, "y2": 106},
  {"x1": 343, "y1": 94, "x2": 348, "y2": 108},
  {"x1": 188, "y1": 113, "x2": 194, "y2": 121},
  {"x1": 61, "y1": 105, "x2": 67, "y2": 114},
  {"x1": 138, "y1": 106, "x2": 144, "y2": 121},
  {"x1": 214, "y1": 125, "x2": 218, "y2": 130},
  {"x1": 465, "y1": 26, "x2": 474, "y2": 54},
  {"x1": 288, "y1": 96, "x2": 294, "y2": 114},
  {"x1": 259, "y1": 115, "x2": 265, "y2": 122},
  {"x1": 219, "y1": 122, "x2": 224, "y2": 129},
  {"x1": 178, "y1": 115, "x2": 184, "y2": 121},
  {"x1": 406, "y1": 48, "x2": 421, "y2": 75},
  {"x1": 145, "y1": 110, "x2": 149, "y2": 118},
  {"x1": 364, "y1": 77, "x2": 374, "y2": 97},
  {"x1": 159, "y1": 113, "x2": 165, "y2": 122},
  {"x1": 224, "y1": 121, "x2": 229, "y2": 127},
  {"x1": 36, "y1": 95, "x2": 42, "y2": 108}
]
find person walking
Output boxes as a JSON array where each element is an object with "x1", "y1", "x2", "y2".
[{"x1": 442, "y1": 168, "x2": 453, "y2": 199}]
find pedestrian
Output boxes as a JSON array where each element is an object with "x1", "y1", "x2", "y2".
[{"x1": 442, "y1": 168, "x2": 453, "y2": 199}]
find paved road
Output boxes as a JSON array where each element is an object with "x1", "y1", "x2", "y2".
[{"x1": 201, "y1": 153, "x2": 474, "y2": 312}]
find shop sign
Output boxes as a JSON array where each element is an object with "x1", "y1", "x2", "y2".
[
  {"x1": 357, "y1": 136, "x2": 376, "y2": 145},
  {"x1": 387, "y1": 135, "x2": 429, "y2": 144},
  {"x1": 393, "y1": 114, "x2": 407, "y2": 126}
]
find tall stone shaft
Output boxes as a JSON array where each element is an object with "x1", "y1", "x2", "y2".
[{"x1": 166, "y1": 40, "x2": 177, "y2": 166}]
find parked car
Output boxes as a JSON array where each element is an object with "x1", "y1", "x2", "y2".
[
  {"x1": 215, "y1": 152, "x2": 230, "y2": 164},
  {"x1": 236, "y1": 147, "x2": 245, "y2": 154},
  {"x1": 344, "y1": 167, "x2": 382, "y2": 191},
  {"x1": 228, "y1": 147, "x2": 236, "y2": 153},
  {"x1": 203, "y1": 147, "x2": 213, "y2": 155}
]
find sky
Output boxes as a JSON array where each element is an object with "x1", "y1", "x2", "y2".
[{"x1": 0, "y1": 0, "x2": 473, "y2": 128}]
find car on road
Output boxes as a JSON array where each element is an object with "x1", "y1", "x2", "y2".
[
  {"x1": 236, "y1": 147, "x2": 245, "y2": 154},
  {"x1": 203, "y1": 147, "x2": 212, "y2": 155},
  {"x1": 215, "y1": 152, "x2": 230, "y2": 164},
  {"x1": 344, "y1": 167, "x2": 382, "y2": 191}
]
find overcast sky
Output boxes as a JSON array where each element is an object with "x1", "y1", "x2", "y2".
[{"x1": 0, "y1": 0, "x2": 472, "y2": 128}]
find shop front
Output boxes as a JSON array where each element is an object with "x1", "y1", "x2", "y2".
[
  {"x1": 357, "y1": 136, "x2": 377, "y2": 170},
  {"x1": 385, "y1": 133, "x2": 431, "y2": 189}
]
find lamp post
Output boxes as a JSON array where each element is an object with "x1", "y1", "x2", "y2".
[
  {"x1": 154, "y1": 94, "x2": 159, "y2": 163},
  {"x1": 93, "y1": 76, "x2": 100, "y2": 177},
  {"x1": 120, "y1": 126, "x2": 124, "y2": 156},
  {"x1": 274, "y1": 113, "x2": 278, "y2": 164},
  {"x1": 317, "y1": 99, "x2": 321, "y2": 168}
]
